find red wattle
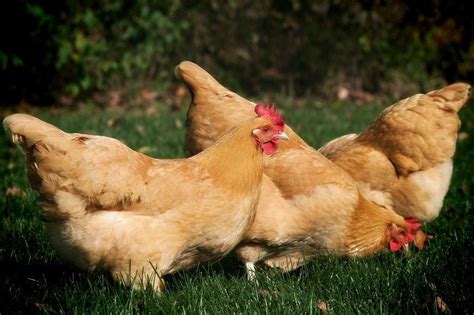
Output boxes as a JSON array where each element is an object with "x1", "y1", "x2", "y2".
[
  {"x1": 261, "y1": 141, "x2": 277, "y2": 155},
  {"x1": 389, "y1": 240, "x2": 402, "y2": 252},
  {"x1": 405, "y1": 217, "x2": 422, "y2": 230}
]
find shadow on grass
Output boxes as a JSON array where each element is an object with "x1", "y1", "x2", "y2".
[
  {"x1": 0, "y1": 253, "x2": 247, "y2": 313},
  {"x1": 0, "y1": 257, "x2": 84, "y2": 313},
  {"x1": 164, "y1": 253, "x2": 245, "y2": 291}
]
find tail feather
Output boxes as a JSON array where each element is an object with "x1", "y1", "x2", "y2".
[
  {"x1": 3, "y1": 113, "x2": 66, "y2": 151},
  {"x1": 319, "y1": 133, "x2": 358, "y2": 159},
  {"x1": 427, "y1": 82, "x2": 471, "y2": 112},
  {"x1": 175, "y1": 61, "x2": 229, "y2": 96},
  {"x1": 5, "y1": 113, "x2": 151, "y2": 220}
]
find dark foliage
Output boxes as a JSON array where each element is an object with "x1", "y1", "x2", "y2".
[{"x1": 0, "y1": 0, "x2": 472, "y2": 105}]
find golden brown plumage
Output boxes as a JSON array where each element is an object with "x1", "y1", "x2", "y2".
[
  {"x1": 4, "y1": 111, "x2": 287, "y2": 292},
  {"x1": 177, "y1": 61, "x2": 418, "y2": 278},
  {"x1": 177, "y1": 61, "x2": 307, "y2": 156},
  {"x1": 320, "y1": 83, "x2": 471, "y2": 221},
  {"x1": 178, "y1": 60, "x2": 471, "y2": 222}
]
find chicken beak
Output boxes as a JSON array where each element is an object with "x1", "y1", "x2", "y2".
[
  {"x1": 402, "y1": 243, "x2": 411, "y2": 257},
  {"x1": 276, "y1": 131, "x2": 289, "y2": 140}
]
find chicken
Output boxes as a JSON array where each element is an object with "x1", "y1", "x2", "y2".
[
  {"x1": 181, "y1": 63, "x2": 260, "y2": 156},
  {"x1": 3, "y1": 105, "x2": 288, "y2": 292},
  {"x1": 177, "y1": 61, "x2": 470, "y2": 222},
  {"x1": 177, "y1": 61, "x2": 422, "y2": 278},
  {"x1": 319, "y1": 83, "x2": 471, "y2": 221}
]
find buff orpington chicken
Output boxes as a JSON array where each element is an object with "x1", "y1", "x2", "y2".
[
  {"x1": 319, "y1": 83, "x2": 471, "y2": 221},
  {"x1": 3, "y1": 105, "x2": 288, "y2": 292},
  {"x1": 178, "y1": 61, "x2": 470, "y2": 223},
  {"x1": 177, "y1": 61, "x2": 422, "y2": 279}
]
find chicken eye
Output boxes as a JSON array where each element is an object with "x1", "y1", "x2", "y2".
[{"x1": 263, "y1": 126, "x2": 270, "y2": 132}]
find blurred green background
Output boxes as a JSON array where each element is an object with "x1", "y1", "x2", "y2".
[{"x1": 0, "y1": 0, "x2": 472, "y2": 106}]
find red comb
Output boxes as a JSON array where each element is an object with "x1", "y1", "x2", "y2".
[
  {"x1": 388, "y1": 217, "x2": 423, "y2": 252},
  {"x1": 255, "y1": 102, "x2": 285, "y2": 131},
  {"x1": 405, "y1": 217, "x2": 422, "y2": 232},
  {"x1": 405, "y1": 217, "x2": 421, "y2": 242}
]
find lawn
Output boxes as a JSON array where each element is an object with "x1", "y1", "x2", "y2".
[{"x1": 1, "y1": 99, "x2": 472, "y2": 314}]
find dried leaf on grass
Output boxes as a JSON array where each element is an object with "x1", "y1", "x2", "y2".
[
  {"x1": 140, "y1": 89, "x2": 158, "y2": 102},
  {"x1": 145, "y1": 105, "x2": 157, "y2": 115},
  {"x1": 108, "y1": 90, "x2": 122, "y2": 107},
  {"x1": 34, "y1": 302, "x2": 52, "y2": 312},
  {"x1": 337, "y1": 87, "x2": 349, "y2": 101},
  {"x1": 136, "y1": 124, "x2": 145, "y2": 135},
  {"x1": 107, "y1": 118, "x2": 122, "y2": 128},
  {"x1": 316, "y1": 300, "x2": 329, "y2": 314},
  {"x1": 414, "y1": 230, "x2": 427, "y2": 250},
  {"x1": 436, "y1": 296, "x2": 449, "y2": 313},
  {"x1": 5, "y1": 186, "x2": 26, "y2": 198},
  {"x1": 138, "y1": 146, "x2": 153, "y2": 154},
  {"x1": 170, "y1": 85, "x2": 188, "y2": 111},
  {"x1": 257, "y1": 289, "x2": 280, "y2": 298},
  {"x1": 457, "y1": 132, "x2": 468, "y2": 142}
]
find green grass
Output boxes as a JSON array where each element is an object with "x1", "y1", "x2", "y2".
[{"x1": 1, "y1": 100, "x2": 473, "y2": 314}]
